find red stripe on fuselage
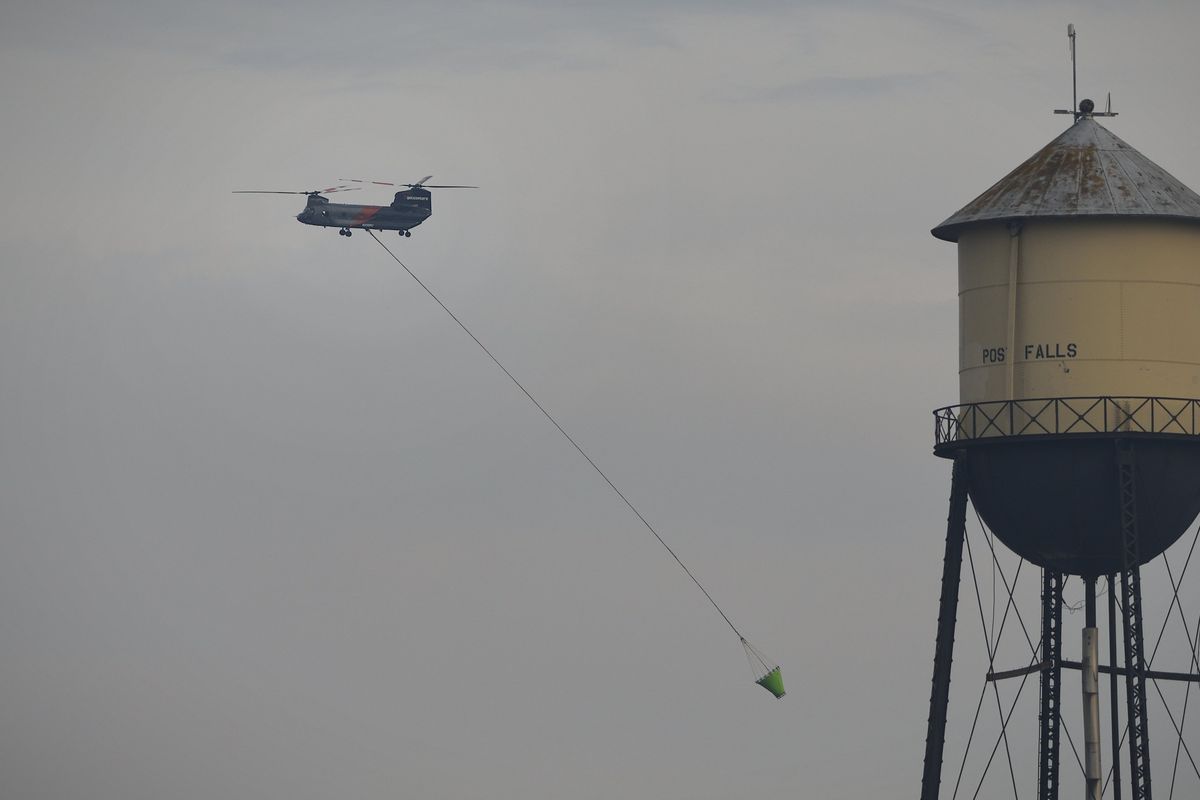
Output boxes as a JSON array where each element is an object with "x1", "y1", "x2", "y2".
[{"x1": 351, "y1": 206, "x2": 383, "y2": 226}]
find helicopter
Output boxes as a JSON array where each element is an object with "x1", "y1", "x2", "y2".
[{"x1": 233, "y1": 176, "x2": 477, "y2": 237}]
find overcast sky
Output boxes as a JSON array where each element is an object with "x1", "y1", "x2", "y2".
[{"x1": 4, "y1": 2, "x2": 1200, "y2": 799}]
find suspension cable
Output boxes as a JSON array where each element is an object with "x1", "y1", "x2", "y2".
[
  {"x1": 952, "y1": 682, "x2": 991, "y2": 800},
  {"x1": 964, "y1": 528, "x2": 1020, "y2": 798},
  {"x1": 975, "y1": 508, "x2": 1038, "y2": 656},
  {"x1": 975, "y1": 515, "x2": 1091, "y2": 788},
  {"x1": 1103, "y1": 523, "x2": 1200, "y2": 796},
  {"x1": 967, "y1": 509, "x2": 1087, "y2": 786},
  {"x1": 1161, "y1": 531, "x2": 1200, "y2": 796},
  {"x1": 1151, "y1": 532, "x2": 1200, "y2": 664},
  {"x1": 971, "y1": 651, "x2": 1039, "y2": 800},
  {"x1": 1170, "y1": 611, "x2": 1200, "y2": 798},
  {"x1": 1059, "y1": 712, "x2": 1088, "y2": 782},
  {"x1": 1150, "y1": 678, "x2": 1200, "y2": 782},
  {"x1": 365, "y1": 230, "x2": 745, "y2": 639},
  {"x1": 987, "y1": 523, "x2": 998, "y2": 654},
  {"x1": 973, "y1": 509, "x2": 1093, "y2": 781}
]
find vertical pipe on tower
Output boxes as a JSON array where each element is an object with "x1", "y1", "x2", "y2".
[
  {"x1": 1083, "y1": 577, "x2": 1103, "y2": 800},
  {"x1": 920, "y1": 455, "x2": 970, "y2": 800},
  {"x1": 1108, "y1": 574, "x2": 1124, "y2": 800},
  {"x1": 1005, "y1": 223, "x2": 1021, "y2": 400}
]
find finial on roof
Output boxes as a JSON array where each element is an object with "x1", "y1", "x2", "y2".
[{"x1": 1053, "y1": 24, "x2": 1117, "y2": 121}]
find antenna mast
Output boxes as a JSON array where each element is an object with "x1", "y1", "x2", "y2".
[
  {"x1": 1053, "y1": 23, "x2": 1117, "y2": 121},
  {"x1": 1070, "y1": 23, "x2": 1077, "y2": 114}
]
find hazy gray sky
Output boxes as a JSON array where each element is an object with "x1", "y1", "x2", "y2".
[{"x1": 3, "y1": 2, "x2": 1200, "y2": 798}]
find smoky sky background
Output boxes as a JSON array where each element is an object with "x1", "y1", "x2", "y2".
[{"x1": 4, "y1": 2, "x2": 1200, "y2": 798}]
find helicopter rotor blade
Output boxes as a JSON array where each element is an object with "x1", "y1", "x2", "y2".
[
  {"x1": 232, "y1": 186, "x2": 360, "y2": 196},
  {"x1": 333, "y1": 176, "x2": 477, "y2": 190},
  {"x1": 338, "y1": 177, "x2": 399, "y2": 186},
  {"x1": 337, "y1": 176, "x2": 477, "y2": 189}
]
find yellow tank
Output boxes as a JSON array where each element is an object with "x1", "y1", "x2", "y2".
[
  {"x1": 955, "y1": 219, "x2": 1200, "y2": 404},
  {"x1": 936, "y1": 117, "x2": 1200, "y2": 405},
  {"x1": 932, "y1": 114, "x2": 1200, "y2": 575}
]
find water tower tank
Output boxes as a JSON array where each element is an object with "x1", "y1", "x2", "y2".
[{"x1": 932, "y1": 114, "x2": 1200, "y2": 576}]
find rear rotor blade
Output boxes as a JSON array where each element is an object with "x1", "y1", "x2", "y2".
[
  {"x1": 232, "y1": 186, "x2": 360, "y2": 195},
  {"x1": 334, "y1": 176, "x2": 478, "y2": 189},
  {"x1": 339, "y1": 177, "x2": 398, "y2": 187}
]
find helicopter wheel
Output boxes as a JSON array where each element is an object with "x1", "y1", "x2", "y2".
[
  {"x1": 404, "y1": 230, "x2": 412, "y2": 237},
  {"x1": 339, "y1": 228, "x2": 351, "y2": 237}
]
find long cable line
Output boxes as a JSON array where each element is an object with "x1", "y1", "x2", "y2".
[
  {"x1": 962, "y1": 529, "x2": 1019, "y2": 798},
  {"x1": 366, "y1": 230, "x2": 745, "y2": 640}
]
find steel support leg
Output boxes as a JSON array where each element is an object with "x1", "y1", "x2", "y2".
[
  {"x1": 1117, "y1": 440, "x2": 1152, "y2": 800},
  {"x1": 1039, "y1": 569, "x2": 1064, "y2": 800},
  {"x1": 1109, "y1": 574, "x2": 1124, "y2": 800},
  {"x1": 920, "y1": 455, "x2": 970, "y2": 800}
]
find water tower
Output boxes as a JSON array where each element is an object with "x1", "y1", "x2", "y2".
[{"x1": 917, "y1": 42, "x2": 1200, "y2": 800}]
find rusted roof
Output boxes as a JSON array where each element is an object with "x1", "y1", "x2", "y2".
[{"x1": 932, "y1": 117, "x2": 1200, "y2": 241}]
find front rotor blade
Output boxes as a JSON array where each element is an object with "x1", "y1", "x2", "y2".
[
  {"x1": 414, "y1": 184, "x2": 479, "y2": 189},
  {"x1": 232, "y1": 190, "x2": 312, "y2": 195}
]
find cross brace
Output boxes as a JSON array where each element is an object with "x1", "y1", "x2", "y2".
[{"x1": 987, "y1": 661, "x2": 1200, "y2": 684}]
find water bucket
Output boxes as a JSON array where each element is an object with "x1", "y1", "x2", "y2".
[{"x1": 756, "y1": 665, "x2": 786, "y2": 698}]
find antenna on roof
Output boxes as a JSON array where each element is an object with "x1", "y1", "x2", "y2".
[{"x1": 1054, "y1": 24, "x2": 1117, "y2": 121}]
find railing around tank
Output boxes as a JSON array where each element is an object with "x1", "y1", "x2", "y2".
[{"x1": 934, "y1": 396, "x2": 1200, "y2": 448}]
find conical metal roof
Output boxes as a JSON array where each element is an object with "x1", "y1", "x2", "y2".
[{"x1": 932, "y1": 117, "x2": 1200, "y2": 242}]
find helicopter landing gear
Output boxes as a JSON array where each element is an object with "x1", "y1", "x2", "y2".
[
  {"x1": 399, "y1": 230, "x2": 411, "y2": 237},
  {"x1": 338, "y1": 228, "x2": 351, "y2": 237}
]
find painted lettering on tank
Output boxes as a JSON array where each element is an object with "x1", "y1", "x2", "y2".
[
  {"x1": 1022, "y1": 343, "x2": 1079, "y2": 360},
  {"x1": 981, "y1": 347, "x2": 1006, "y2": 364}
]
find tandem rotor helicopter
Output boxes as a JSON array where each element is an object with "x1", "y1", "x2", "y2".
[
  {"x1": 233, "y1": 176, "x2": 477, "y2": 238},
  {"x1": 234, "y1": 174, "x2": 788, "y2": 702}
]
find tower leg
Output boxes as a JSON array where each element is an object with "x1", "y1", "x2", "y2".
[
  {"x1": 1117, "y1": 441, "x2": 1152, "y2": 800},
  {"x1": 1108, "y1": 574, "x2": 1124, "y2": 800},
  {"x1": 920, "y1": 455, "x2": 970, "y2": 800},
  {"x1": 1039, "y1": 569, "x2": 1064, "y2": 800}
]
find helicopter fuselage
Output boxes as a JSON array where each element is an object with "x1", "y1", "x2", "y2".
[{"x1": 296, "y1": 190, "x2": 432, "y2": 235}]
